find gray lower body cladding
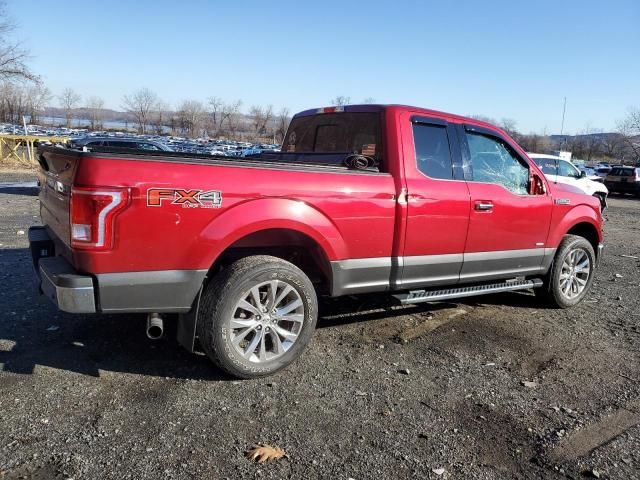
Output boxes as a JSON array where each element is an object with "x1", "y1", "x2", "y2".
[
  {"x1": 30, "y1": 226, "x2": 207, "y2": 314},
  {"x1": 330, "y1": 248, "x2": 557, "y2": 297},
  {"x1": 95, "y1": 270, "x2": 207, "y2": 313}
]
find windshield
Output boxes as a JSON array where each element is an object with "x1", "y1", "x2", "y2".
[{"x1": 283, "y1": 112, "x2": 383, "y2": 162}]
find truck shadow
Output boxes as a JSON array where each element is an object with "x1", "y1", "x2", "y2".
[
  {"x1": 0, "y1": 247, "x2": 549, "y2": 381},
  {"x1": 0, "y1": 248, "x2": 231, "y2": 381}
]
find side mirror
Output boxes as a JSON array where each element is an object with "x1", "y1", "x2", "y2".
[
  {"x1": 580, "y1": 171, "x2": 587, "y2": 178},
  {"x1": 530, "y1": 173, "x2": 546, "y2": 195}
]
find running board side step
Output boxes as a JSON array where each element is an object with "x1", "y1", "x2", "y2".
[{"x1": 393, "y1": 278, "x2": 544, "y2": 304}]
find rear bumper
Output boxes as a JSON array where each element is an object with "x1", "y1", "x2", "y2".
[
  {"x1": 29, "y1": 226, "x2": 206, "y2": 314},
  {"x1": 40, "y1": 256, "x2": 97, "y2": 313},
  {"x1": 30, "y1": 227, "x2": 96, "y2": 313}
]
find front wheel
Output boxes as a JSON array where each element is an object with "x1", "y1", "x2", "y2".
[
  {"x1": 197, "y1": 255, "x2": 318, "y2": 378},
  {"x1": 593, "y1": 192, "x2": 607, "y2": 211},
  {"x1": 536, "y1": 235, "x2": 596, "y2": 308}
]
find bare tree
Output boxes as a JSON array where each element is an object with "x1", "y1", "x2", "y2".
[
  {"x1": 218, "y1": 100, "x2": 242, "y2": 137},
  {"x1": 362, "y1": 97, "x2": 376, "y2": 103},
  {"x1": 617, "y1": 108, "x2": 640, "y2": 161},
  {"x1": 59, "y1": 87, "x2": 81, "y2": 128},
  {"x1": 207, "y1": 96, "x2": 223, "y2": 135},
  {"x1": 177, "y1": 100, "x2": 206, "y2": 138},
  {"x1": 249, "y1": 104, "x2": 274, "y2": 139},
  {"x1": 0, "y1": 1, "x2": 37, "y2": 82},
  {"x1": 122, "y1": 87, "x2": 158, "y2": 134},
  {"x1": 26, "y1": 83, "x2": 51, "y2": 124},
  {"x1": 331, "y1": 96, "x2": 351, "y2": 106},
  {"x1": 151, "y1": 100, "x2": 170, "y2": 135},
  {"x1": 600, "y1": 133, "x2": 625, "y2": 161},
  {"x1": 581, "y1": 126, "x2": 604, "y2": 162},
  {"x1": 469, "y1": 114, "x2": 498, "y2": 125},
  {"x1": 275, "y1": 107, "x2": 290, "y2": 143},
  {"x1": 86, "y1": 96, "x2": 104, "y2": 130}
]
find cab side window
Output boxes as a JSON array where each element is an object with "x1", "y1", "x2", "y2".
[
  {"x1": 412, "y1": 123, "x2": 454, "y2": 180},
  {"x1": 465, "y1": 131, "x2": 529, "y2": 195}
]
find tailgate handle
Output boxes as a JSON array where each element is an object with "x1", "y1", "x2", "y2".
[{"x1": 475, "y1": 201, "x2": 494, "y2": 211}]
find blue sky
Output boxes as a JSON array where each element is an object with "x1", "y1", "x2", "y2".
[{"x1": 11, "y1": 0, "x2": 639, "y2": 134}]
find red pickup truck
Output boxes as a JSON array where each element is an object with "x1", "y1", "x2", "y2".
[{"x1": 31, "y1": 105, "x2": 603, "y2": 378}]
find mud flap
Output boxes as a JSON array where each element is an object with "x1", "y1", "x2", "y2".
[{"x1": 177, "y1": 286, "x2": 202, "y2": 353}]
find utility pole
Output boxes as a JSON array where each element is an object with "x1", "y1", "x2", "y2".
[
  {"x1": 560, "y1": 97, "x2": 567, "y2": 136},
  {"x1": 560, "y1": 97, "x2": 567, "y2": 152}
]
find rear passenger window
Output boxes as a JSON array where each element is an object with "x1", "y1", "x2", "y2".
[
  {"x1": 465, "y1": 132, "x2": 529, "y2": 195},
  {"x1": 412, "y1": 123, "x2": 453, "y2": 180}
]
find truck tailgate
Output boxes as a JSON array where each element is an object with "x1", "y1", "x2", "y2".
[{"x1": 37, "y1": 149, "x2": 79, "y2": 252}]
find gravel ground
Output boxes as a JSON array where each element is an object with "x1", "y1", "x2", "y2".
[{"x1": 1, "y1": 171, "x2": 639, "y2": 480}]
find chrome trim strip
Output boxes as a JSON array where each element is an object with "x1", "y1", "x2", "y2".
[{"x1": 403, "y1": 253, "x2": 464, "y2": 266}]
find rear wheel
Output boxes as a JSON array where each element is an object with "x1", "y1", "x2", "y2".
[
  {"x1": 536, "y1": 235, "x2": 596, "y2": 308},
  {"x1": 197, "y1": 255, "x2": 318, "y2": 378}
]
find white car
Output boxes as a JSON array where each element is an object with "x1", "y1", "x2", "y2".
[{"x1": 528, "y1": 153, "x2": 608, "y2": 210}]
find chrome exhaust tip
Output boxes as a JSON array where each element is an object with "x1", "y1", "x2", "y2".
[{"x1": 146, "y1": 313, "x2": 164, "y2": 340}]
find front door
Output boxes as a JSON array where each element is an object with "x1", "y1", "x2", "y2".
[
  {"x1": 398, "y1": 114, "x2": 471, "y2": 289},
  {"x1": 458, "y1": 125, "x2": 553, "y2": 283}
]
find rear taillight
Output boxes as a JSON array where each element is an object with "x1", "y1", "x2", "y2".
[{"x1": 70, "y1": 187, "x2": 129, "y2": 250}]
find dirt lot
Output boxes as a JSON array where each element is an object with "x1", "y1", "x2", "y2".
[{"x1": 1, "y1": 170, "x2": 639, "y2": 480}]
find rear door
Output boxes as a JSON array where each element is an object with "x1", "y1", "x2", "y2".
[
  {"x1": 458, "y1": 125, "x2": 553, "y2": 283},
  {"x1": 398, "y1": 114, "x2": 470, "y2": 289}
]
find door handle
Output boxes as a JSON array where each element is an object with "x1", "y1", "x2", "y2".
[{"x1": 475, "y1": 201, "x2": 494, "y2": 211}]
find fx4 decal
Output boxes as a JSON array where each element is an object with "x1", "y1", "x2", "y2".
[{"x1": 147, "y1": 188, "x2": 223, "y2": 209}]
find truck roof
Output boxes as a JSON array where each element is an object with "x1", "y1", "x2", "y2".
[{"x1": 293, "y1": 104, "x2": 500, "y2": 131}]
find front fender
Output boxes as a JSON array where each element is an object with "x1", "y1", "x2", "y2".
[
  {"x1": 548, "y1": 203, "x2": 602, "y2": 248},
  {"x1": 197, "y1": 198, "x2": 347, "y2": 267}
]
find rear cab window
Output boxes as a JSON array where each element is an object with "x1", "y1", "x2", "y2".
[{"x1": 281, "y1": 110, "x2": 383, "y2": 170}]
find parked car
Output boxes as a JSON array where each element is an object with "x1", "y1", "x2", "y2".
[
  {"x1": 593, "y1": 166, "x2": 612, "y2": 180},
  {"x1": 604, "y1": 166, "x2": 640, "y2": 197},
  {"x1": 528, "y1": 153, "x2": 609, "y2": 210},
  {"x1": 69, "y1": 136, "x2": 173, "y2": 152},
  {"x1": 31, "y1": 104, "x2": 603, "y2": 378}
]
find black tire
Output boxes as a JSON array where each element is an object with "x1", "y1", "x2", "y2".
[
  {"x1": 197, "y1": 255, "x2": 318, "y2": 379},
  {"x1": 593, "y1": 193, "x2": 607, "y2": 211},
  {"x1": 536, "y1": 235, "x2": 596, "y2": 308}
]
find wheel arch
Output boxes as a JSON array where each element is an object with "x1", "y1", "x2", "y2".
[{"x1": 566, "y1": 221, "x2": 600, "y2": 254}]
